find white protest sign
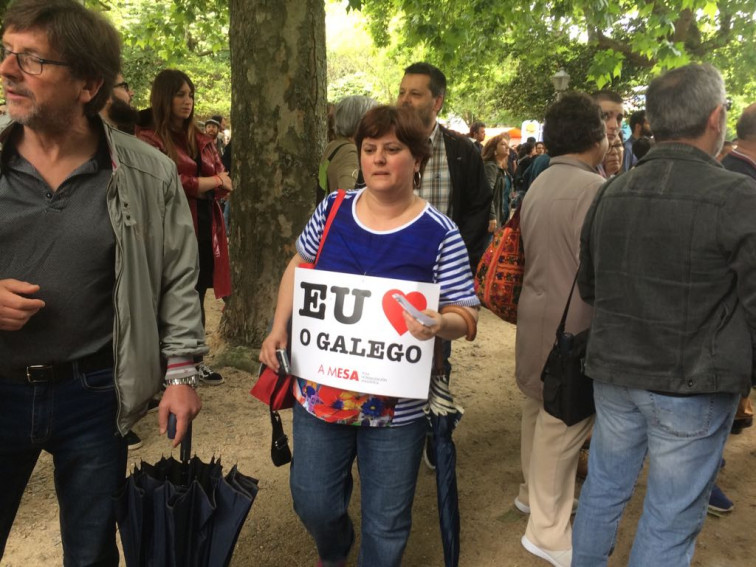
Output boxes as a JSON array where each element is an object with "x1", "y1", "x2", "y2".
[{"x1": 291, "y1": 267, "x2": 440, "y2": 399}]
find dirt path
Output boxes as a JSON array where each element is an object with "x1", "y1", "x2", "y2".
[{"x1": 3, "y1": 299, "x2": 755, "y2": 566}]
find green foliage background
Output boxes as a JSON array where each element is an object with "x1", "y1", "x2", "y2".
[
  {"x1": 84, "y1": 0, "x2": 231, "y2": 120},
  {"x1": 74, "y1": 0, "x2": 756, "y2": 127}
]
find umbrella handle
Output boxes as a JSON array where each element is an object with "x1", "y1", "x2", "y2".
[{"x1": 167, "y1": 413, "x2": 193, "y2": 463}]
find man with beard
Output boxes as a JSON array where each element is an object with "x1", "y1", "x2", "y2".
[
  {"x1": 204, "y1": 114, "x2": 226, "y2": 155},
  {"x1": 100, "y1": 73, "x2": 139, "y2": 134},
  {"x1": 623, "y1": 109, "x2": 653, "y2": 171},
  {"x1": 397, "y1": 62, "x2": 491, "y2": 471},
  {"x1": 573, "y1": 63, "x2": 756, "y2": 566},
  {"x1": 100, "y1": 74, "x2": 150, "y2": 452},
  {"x1": 0, "y1": 1, "x2": 206, "y2": 564},
  {"x1": 397, "y1": 62, "x2": 491, "y2": 269}
]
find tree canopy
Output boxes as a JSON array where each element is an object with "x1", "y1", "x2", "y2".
[
  {"x1": 349, "y1": 0, "x2": 756, "y2": 120},
  {"x1": 3, "y1": 1, "x2": 755, "y2": 123},
  {"x1": 82, "y1": 0, "x2": 231, "y2": 118}
]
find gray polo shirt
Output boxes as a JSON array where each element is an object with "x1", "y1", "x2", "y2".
[{"x1": 0, "y1": 131, "x2": 115, "y2": 370}]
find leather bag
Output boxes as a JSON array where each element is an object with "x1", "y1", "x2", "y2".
[{"x1": 541, "y1": 274, "x2": 595, "y2": 426}]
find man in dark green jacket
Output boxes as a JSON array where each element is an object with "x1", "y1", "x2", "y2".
[{"x1": 573, "y1": 63, "x2": 755, "y2": 566}]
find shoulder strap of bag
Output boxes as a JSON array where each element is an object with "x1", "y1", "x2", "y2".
[
  {"x1": 556, "y1": 273, "x2": 579, "y2": 336},
  {"x1": 313, "y1": 189, "x2": 346, "y2": 267},
  {"x1": 327, "y1": 141, "x2": 350, "y2": 162},
  {"x1": 555, "y1": 175, "x2": 617, "y2": 336}
]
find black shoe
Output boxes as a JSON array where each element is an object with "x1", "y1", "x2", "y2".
[
  {"x1": 423, "y1": 434, "x2": 436, "y2": 470},
  {"x1": 731, "y1": 417, "x2": 753, "y2": 434},
  {"x1": 125, "y1": 430, "x2": 143, "y2": 451},
  {"x1": 198, "y1": 363, "x2": 224, "y2": 385}
]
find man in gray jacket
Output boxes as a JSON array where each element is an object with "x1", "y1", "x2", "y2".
[
  {"x1": 572, "y1": 63, "x2": 756, "y2": 566},
  {"x1": 0, "y1": 1, "x2": 206, "y2": 564}
]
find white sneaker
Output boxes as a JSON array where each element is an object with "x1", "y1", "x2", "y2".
[
  {"x1": 514, "y1": 497, "x2": 530, "y2": 514},
  {"x1": 514, "y1": 497, "x2": 579, "y2": 515},
  {"x1": 521, "y1": 535, "x2": 572, "y2": 567}
]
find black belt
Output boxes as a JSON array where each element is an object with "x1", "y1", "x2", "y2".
[{"x1": 0, "y1": 344, "x2": 114, "y2": 384}]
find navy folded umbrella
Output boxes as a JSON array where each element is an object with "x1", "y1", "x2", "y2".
[
  {"x1": 424, "y1": 336, "x2": 466, "y2": 567},
  {"x1": 427, "y1": 374, "x2": 463, "y2": 567},
  {"x1": 115, "y1": 421, "x2": 258, "y2": 567}
]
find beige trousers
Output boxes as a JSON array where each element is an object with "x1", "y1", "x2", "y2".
[{"x1": 519, "y1": 395, "x2": 593, "y2": 551}]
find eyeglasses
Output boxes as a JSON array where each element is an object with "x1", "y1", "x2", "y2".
[
  {"x1": 0, "y1": 46, "x2": 70, "y2": 76},
  {"x1": 724, "y1": 99, "x2": 732, "y2": 111}
]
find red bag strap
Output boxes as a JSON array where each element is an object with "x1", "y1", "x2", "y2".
[{"x1": 313, "y1": 188, "x2": 346, "y2": 267}]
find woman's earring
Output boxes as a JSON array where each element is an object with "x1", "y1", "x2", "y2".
[{"x1": 413, "y1": 170, "x2": 422, "y2": 189}]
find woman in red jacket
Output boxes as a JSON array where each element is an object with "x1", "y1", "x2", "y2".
[{"x1": 138, "y1": 69, "x2": 232, "y2": 385}]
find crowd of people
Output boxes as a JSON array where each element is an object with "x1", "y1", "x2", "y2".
[{"x1": 0, "y1": 1, "x2": 754, "y2": 567}]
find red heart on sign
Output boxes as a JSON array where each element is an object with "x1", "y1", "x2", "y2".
[{"x1": 383, "y1": 289, "x2": 428, "y2": 335}]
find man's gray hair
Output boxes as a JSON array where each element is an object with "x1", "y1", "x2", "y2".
[
  {"x1": 333, "y1": 95, "x2": 378, "y2": 138},
  {"x1": 646, "y1": 63, "x2": 726, "y2": 142}
]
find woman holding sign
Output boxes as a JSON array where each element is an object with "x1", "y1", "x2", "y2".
[{"x1": 260, "y1": 106, "x2": 479, "y2": 567}]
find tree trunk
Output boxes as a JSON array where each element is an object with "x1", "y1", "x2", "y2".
[{"x1": 222, "y1": 0, "x2": 327, "y2": 346}]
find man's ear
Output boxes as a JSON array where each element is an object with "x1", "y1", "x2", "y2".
[
  {"x1": 708, "y1": 104, "x2": 725, "y2": 133},
  {"x1": 433, "y1": 95, "x2": 444, "y2": 115},
  {"x1": 78, "y1": 76, "x2": 104, "y2": 105}
]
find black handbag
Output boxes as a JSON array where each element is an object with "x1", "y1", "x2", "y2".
[{"x1": 541, "y1": 274, "x2": 595, "y2": 426}]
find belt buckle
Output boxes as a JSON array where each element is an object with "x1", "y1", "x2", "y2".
[{"x1": 26, "y1": 364, "x2": 55, "y2": 383}]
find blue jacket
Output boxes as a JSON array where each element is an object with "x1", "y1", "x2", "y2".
[{"x1": 579, "y1": 142, "x2": 756, "y2": 395}]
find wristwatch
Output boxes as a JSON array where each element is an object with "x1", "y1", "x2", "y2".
[{"x1": 164, "y1": 374, "x2": 199, "y2": 388}]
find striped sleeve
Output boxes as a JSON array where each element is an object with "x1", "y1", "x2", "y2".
[
  {"x1": 434, "y1": 227, "x2": 480, "y2": 308},
  {"x1": 295, "y1": 196, "x2": 331, "y2": 263}
]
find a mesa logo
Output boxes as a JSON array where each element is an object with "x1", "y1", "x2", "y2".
[{"x1": 318, "y1": 365, "x2": 359, "y2": 381}]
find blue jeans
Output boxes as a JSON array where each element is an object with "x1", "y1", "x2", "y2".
[
  {"x1": 572, "y1": 382, "x2": 739, "y2": 567},
  {"x1": 0, "y1": 367, "x2": 127, "y2": 566},
  {"x1": 290, "y1": 403, "x2": 426, "y2": 567}
]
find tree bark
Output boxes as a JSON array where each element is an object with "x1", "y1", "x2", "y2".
[{"x1": 222, "y1": 0, "x2": 327, "y2": 346}]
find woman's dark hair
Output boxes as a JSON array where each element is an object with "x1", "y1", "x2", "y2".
[
  {"x1": 543, "y1": 92, "x2": 606, "y2": 157},
  {"x1": 149, "y1": 69, "x2": 200, "y2": 162},
  {"x1": 354, "y1": 105, "x2": 432, "y2": 171},
  {"x1": 481, "y1": 133, "x2": 509, "y2": 163},
  {"x1": 517, "y1": 142, "x2": 533, "y2": 159}
]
